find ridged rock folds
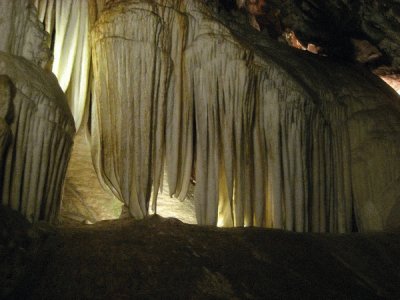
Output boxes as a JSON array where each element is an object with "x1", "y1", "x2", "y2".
[
  {"x1": 91, "y1": 0, "x2": 400, "y2": 232},
  {"x1": 0, "y1": 0, "x2": 75, "y2": 223}
]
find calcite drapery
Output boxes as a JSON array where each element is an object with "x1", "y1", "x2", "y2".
[
  {"x1": 0, "y1": 0, "x2": 75, "y2": 223},
  {"x1": 92, "y1": 0, "x2": 400, "y2": 232},
  {"x1": 0, "y1": 52, "x2": 75, "y2": 223},
  {"x1": 91, "y1": 2, "x2": 172, "y2": 218},
  {"x1": 0, "y1": 76, "x2": 12, "y2": 181},
  {"x1": 0, "y1": 0, "x2": 50, "y2": 68},
  {"x1": 34, "y1": 0, "x2": 91, "y2": 130}
]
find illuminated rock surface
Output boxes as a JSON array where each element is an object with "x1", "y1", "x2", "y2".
[
  {"x1": 61, "y1": 130, "x2": 122, "y2": 223},
  {"x1": 0, "y1": 52, "x2": 75, "y2": 222},
  {"x1": 1, "y1": 206, "x2": 399, "y2": 299},
  {"x1": 91, "y1": 0, "x2": 400, "y2": 232},
  {"x1": 34, "y1": 0, "x2": 91, "y2": 129},
  {"x1": 0, "y1": 0, "x2": 75, "y2": 222},
  {"x1": 61, "y1": 129, "x2": 196, "y2": 224}
]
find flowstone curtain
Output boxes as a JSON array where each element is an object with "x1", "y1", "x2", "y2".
[
  {"x1": 34, "y1": 0, "x2": 90, "y2": 130},
  {"x1": 33, "y1": 0, "x2": 400, "y2": 232},
  {"x1": 90, "y1": 0, "x2": 400, "y2": 232}
]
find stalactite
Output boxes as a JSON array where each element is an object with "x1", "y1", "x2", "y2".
[{"x1": 91, "y1": 0, "x2": 400, "y2": 232}]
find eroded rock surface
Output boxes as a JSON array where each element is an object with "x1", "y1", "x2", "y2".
[
  {"x1": 91, "y1": 0, "x2": 400, "y2": 232},
  {"x1": 270, "y1": 0, "x2": 400, "y2": 69}
]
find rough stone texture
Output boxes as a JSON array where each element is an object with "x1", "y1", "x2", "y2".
[
  {"x1": 262, "y1": 0, "x2": 400, "y2": 69},
  {"x1": 0, "y1": 52, "x2": 75, "y2": 223},
  {"x1": 0, "y1": 0, "x2": 50, "y2": 68},
  {"x1": 91, "y1": 0, "x2": 400, "y2": 232},
  {"x1": 4, "y1": 211, "x2": 400, "y2": 299},
  {"x1": 235, "y1": 0, "x2": 400, "y2": 94}
]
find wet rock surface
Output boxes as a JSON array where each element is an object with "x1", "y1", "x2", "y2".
[{"x1": 2, "y1": 205, "x2": 399, "y2": 299}]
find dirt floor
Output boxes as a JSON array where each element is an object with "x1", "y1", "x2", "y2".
[{"x1": 1, "y1": 205, "x2": 400, "y2": 299}]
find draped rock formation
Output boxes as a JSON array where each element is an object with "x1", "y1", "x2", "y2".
[
  {"x1": 0, "y1": 76, "x2": 13, "y2": 180},
  {"x1": 0, "y1": 0, "x2": 50, "y2": 68},
  {"x1": 0, "y1": 0, "x2": 75, "y2": 223},
  {"x1": 91, "y1": 0, "x2": 400, "y2": 232},
  {"x1": 34, "y1": 0, "x2": 91, "y2": 130}
]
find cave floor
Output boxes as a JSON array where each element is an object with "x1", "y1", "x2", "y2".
[{"x1": 7, "y1": 215, "x2": 400, "y2": 299}]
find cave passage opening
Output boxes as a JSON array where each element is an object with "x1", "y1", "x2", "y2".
[{"x1": 61, "y1": 128, "x2": 197, "y2": 225}]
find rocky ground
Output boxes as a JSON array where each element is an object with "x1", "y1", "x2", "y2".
[{"x1": 1, "y1": 205, "x2": 400, "y2": 299}]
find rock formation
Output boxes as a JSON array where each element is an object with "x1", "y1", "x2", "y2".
[
  {"x1": 7, "y1": 212, "x2": 400, "y2": 299},
  {"x1": 0, "y1": 0, "x2": 51, "y2": 68},
  {"x1": 0, "y1": 76, "x2": 13, "y2": 181},
  {"x1": 1, "y1": 0, "x2": 398, "y2": 231},
  {"x1": 0, "y1": 0, "x2": 75, "y2": 223},
  {"x1": 91, "y1": 0, "x2": 400, "y2": 232},
  {"x1": 266, "y1": 0, "x2": 400, "y2": 69},
  {"x1": 34, "y1": 0, "x2": 91, "y2": 130},
  {"x1": 240, "y1": 0, "x2": 400, "y2": 94}
]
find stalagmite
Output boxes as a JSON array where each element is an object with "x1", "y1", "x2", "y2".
[
  {"x1": 90, "y1": 0, "x2": 400, "y2": 232},
  {"x1": 0, "y1": 0, "x2": 75, "y2": 222}
]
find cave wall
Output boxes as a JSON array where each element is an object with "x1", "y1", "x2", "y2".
[
  {"x1": 1, "y1": 0, "x2": 399, "y2": 230},
  {"x1": 90, "y1": 0, "x2": 400, "y2": 232},
  {"x1": 0, "y1": 0, "x2": 75, "y2": 222},
  {"x1": 270, "y1": 0, "x2": 400, "y2": 69}
]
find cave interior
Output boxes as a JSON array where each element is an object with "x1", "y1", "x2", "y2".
[{"x1": 1, "y1": 0, "x2": 400, "y2": 298}]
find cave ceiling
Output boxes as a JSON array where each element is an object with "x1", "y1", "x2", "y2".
[{"x1": 223, "y1": 0, "x2": 400, "y2": 93}]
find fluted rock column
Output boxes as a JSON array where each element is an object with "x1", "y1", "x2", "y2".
[
  {"x1": 92, "y1": 0, "x2": 196, "y2": 219},
  {"x1": 0, "y1": 52, "x2": 75, "y2": 223}
]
